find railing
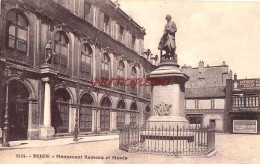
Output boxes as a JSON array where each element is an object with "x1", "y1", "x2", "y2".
[
  {"x1": 117, "y1": 84, "x2": 125, "y2": 91},
  {"x1": 5, "y1": 49, "x2": 29, "y2": 64},
  {"x1": 80, "y1": 72, "x2": 93, "y2": 82},
  {"x1": 232, "y1": 107, "x2": 260, "y2": 112},
  {"x1": 119, "y1": 125, "x2": 215, "y2": 156}
]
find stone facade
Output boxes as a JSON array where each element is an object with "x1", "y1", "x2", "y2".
[
  {"x1": 181, "y1": 61, "x2": 232, "y2": 132},
  {"x1": 0, "y1": 0, "x2": 156, "y2": 140}
]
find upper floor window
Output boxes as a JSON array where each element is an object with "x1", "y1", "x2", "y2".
[
  {"x1": 81, "y1": 43, "x2": 92, "y2": 79},
  {"x1": 54, "y1": 31, "x2": 69, "y2": 67},
  {"x1": 81, "y1": 43, "x2": 92, "y2": 66},
  {"x1": 117, "y1": 61, "x2": 125, "y2": 77},
  {"x1": 211, "y1": 99, "x2": 215, "y2": 109},
  {"x1": 101, "y1": 53, "x2": 110, "y2": 80},
  {"x1": 117, "y1": 61, "x2": 125, "y2": 91},
  {"x1": 6, "y1": 10, "x2": 28, "y2": 53},
  {"x1": 195, "y1": 99, "x2": 199, "y2": 109},
  {"x1": 131, "y1": 67, "x2": 137, "y2": 94},
  {"x1": 132, "y1": 35, "x2": 136, "y2": 50},
  {"x1": 119, "y1": 26, "x2": 124, "y2": 42},
  {"x1": 84, "y1": 1, "x2": 91, "y2": 20},
  {"x1": 131, "y1": 67, "x2": 137, "y2": 79},
  {"x1": 104, "y1": 14, "x2": 110, "y2": 34}
]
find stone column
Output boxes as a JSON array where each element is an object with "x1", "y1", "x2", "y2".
[
  {"x1": 95, "y1": 109, "x2": 101, "y2": 133},
  {"x1": 111, "y1": 111, "x2": 117, "y2": 132},
  {"x1": 44, "y1": 80, "x2": 51, "y2": 126},
  {"x1": 125, "y1": 112, "x2": 130, "y2": 125},
  {"x1": 39, "y1": 77, "x2": 55, "y2": 140},
  {"x1": 69, "y1": 104, "x2": 77, "y2": 133},
  {"x1": 27, "y1": 98, "x2": 39, "y2": 140}
]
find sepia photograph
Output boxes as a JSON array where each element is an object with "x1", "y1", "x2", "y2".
[{"x1": 0, "y1": 0, "x2": 259, "y2": 163}]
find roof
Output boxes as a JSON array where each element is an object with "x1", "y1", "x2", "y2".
[{"x1": 185, "y1": 86, "x2": 226, "y2": 98}]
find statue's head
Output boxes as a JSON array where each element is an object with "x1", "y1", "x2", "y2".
[
  {"x1": 48, "y1": 40, "x2": 52, "y2": 44},
  {"x1": 165, "y1": 14, "x2": 172, "y2": 21}
]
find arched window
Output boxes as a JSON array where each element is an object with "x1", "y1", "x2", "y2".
[
  {"x1": 100, "y1": 97, "x2": 111, "y2": 131},
  {"x1": 144, "y1": 105, "x2": 151, "y2": 122},
  {"x1": 80, "y1": 93, "x2": 94, "y2": 132},
  {"x1": 117, "y1": 100, "x2": 126, "y2": 130},
  {"x1": 131, "y1": 67, "x2": 137, "y2": 79},
  {"x1": 117, "y1": 61, "x2": 125, "y2": 91},
  {"x1": 6, "y1": 10, "x2": 28, "y2": 53},
  {"x1": 81, "y1": 43, "x2": 92, "y2": 80},
  {"x1": 117, "y1": 61, "x2": 125, "y2": 77},
  {"x1": 130, "y1": 102, "x2": 138, "y2": 127},
  {"x1": 54, "y1": 31, "x2": 69, "y2": 68},
  {"x1": 53, "y1": 88, "x2": 71, "y2": 133},
  {"x1": 130, "y1": 67, "x2": 137, "y2": 94},
  {"x1": 101, "y1": 53, "x2": 110, "y2": 80}
]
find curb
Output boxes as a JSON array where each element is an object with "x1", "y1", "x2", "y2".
[{"x1": 0, "y1": 137, "x2": 119, "y2": 151}]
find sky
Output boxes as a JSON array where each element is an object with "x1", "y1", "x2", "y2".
[{"x1": 119, "y1": 0, "x2": 260, "y2": 79}]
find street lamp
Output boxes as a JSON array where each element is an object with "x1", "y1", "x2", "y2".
[
  {"x1": 2, "y1": 66, "x2": 12, "y2": 147},
  {"x1": 73, "y1": 82, "x2": 80, "y2": 141}
]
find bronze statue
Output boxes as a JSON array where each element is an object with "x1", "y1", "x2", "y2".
[
  {"x1": 158, "y1": 14, "x2": 177, "y2": 62},
  {"x1": 45, "y1": 40, "x2": 54, "y2": 64}
]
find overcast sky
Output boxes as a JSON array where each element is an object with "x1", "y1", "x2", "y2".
[{"x1": 119, "y1": 0, "x2": 260, "y2": 79}]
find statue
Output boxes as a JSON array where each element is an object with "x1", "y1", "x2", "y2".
[
  {"x1": 45, "y1": 40, "x2": 54, "y2": 64},
  {"x1": 158, "y1": 14, "x2": 177, "y2": 62}
]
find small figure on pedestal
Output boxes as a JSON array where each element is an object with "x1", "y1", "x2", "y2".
[
  {"x1": 45, "y1": 40, "x2": 55, "y2": 64},
  {"x1": 158, "y1": 14, "x2": 177, "y2": 62}
]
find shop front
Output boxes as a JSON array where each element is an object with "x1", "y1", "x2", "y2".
[{"x1": 225, "y1": 77, "x2": 260, "y2": 134}]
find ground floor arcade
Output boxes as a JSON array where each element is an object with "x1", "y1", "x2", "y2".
[{"x1": 0, "y1": 77, "x2": 151, "y2": 141}]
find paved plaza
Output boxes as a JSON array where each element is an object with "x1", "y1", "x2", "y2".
[{"x1": 0, "y1": 134, "x2": 259, "y2": 164}]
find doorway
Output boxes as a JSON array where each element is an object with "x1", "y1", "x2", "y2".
[
  {"x1": 8, "y1": 81, "x2": 29, "y2": 141},
  {"x1": 209, "y1": 119, "x2": 216, "y2": 128}
]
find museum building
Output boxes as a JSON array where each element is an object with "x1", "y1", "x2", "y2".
[
  {"x1": 181, "y1": 61, "x2": 232, "y2": 132},
  {"x1": 0, "y1": 0, "x2": 157, "y2": 141},
  {"x1": 225, "y1": 75, "x2": 260, "y2": 134}
]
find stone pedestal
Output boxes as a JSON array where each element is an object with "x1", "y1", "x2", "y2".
[
  {"x1": 147, "y1": 61, "x2": 189, "y2": 129},
  {"x1": 39, "y1": 126, "x2": 55, "y2": 140}
]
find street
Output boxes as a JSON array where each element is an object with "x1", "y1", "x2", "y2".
[{"x1": 0, "y1": 134, "x2": 259, "y2": 164}]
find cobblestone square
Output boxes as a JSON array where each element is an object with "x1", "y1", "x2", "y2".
[{"x1": 0, "y1": 134, "x2": 259, "y2": 164}]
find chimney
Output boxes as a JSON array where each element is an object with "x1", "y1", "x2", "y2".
[
  {"x1": 199, "y1": 60, "x2": 204, "y2": 68},
  {"x1": 234, "y1": 73, "x2": 237, "y2": 80},
  {"x1": 229, "y1": 70, "x2": 233, "y2": 79}
]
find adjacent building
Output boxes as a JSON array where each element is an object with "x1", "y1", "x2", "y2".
[
  {"x1": 0, "y1": 0, "x2": 157, "y2": 141},
  {"x1": 181, "y1": 61, "x2": 232, "y2": 132},
  {"x1": 225, "y1": 76, "x2": 260, "y2": 134}
]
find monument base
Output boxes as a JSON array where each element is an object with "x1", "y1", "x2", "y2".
[
  {"x1": 146, "y1": 116, "x2": 189, "y2": 128},
  {"x1": 39, "y1": 126, "x2": 55, "y2": 140}
]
